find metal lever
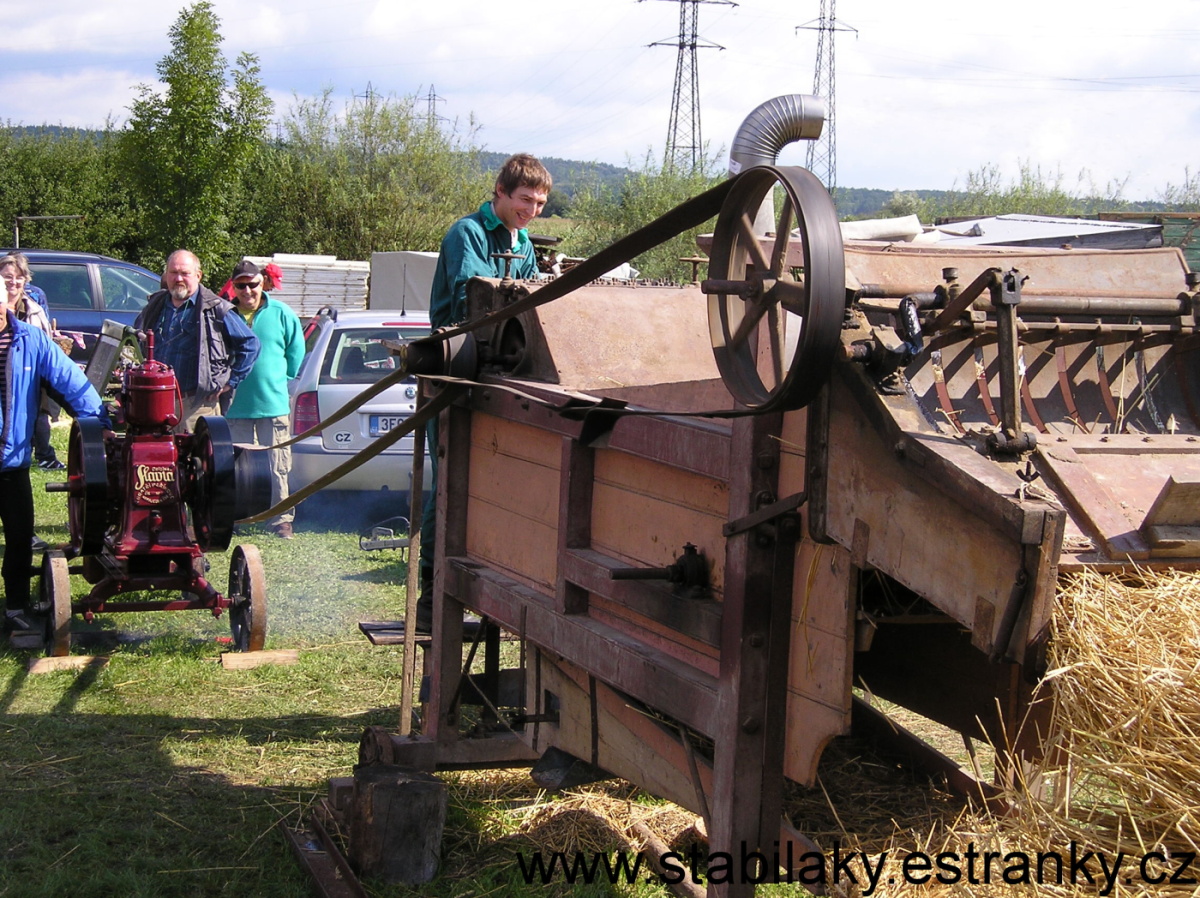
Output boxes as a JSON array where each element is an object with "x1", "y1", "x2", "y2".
[{"x1": 609, "y1": 543, "x2": 709, "y2": 599}]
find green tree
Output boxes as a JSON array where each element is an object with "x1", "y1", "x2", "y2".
[
  {"x1": 0, "y1": 125, "x2": 139, "y2": 256},
  {"x1": 566, "y1": 149, "x2": 724, "y2": 282},
  {"x1": 121, "y1": 1, "x2": 272, "y2": 276},
  {"x1": 244, "y1": 88, "x2": 491, "y2": 260}
]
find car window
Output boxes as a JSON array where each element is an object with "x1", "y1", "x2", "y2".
[
  {"x1": 28, "y1": 263, "x2": 94, "y2": 310},
  {"x1": 319, "y1": 327, "x2": 427, "y2": 386},
  {"x1": 99, "y1": 264, "x2": 158, "y2": 312}
]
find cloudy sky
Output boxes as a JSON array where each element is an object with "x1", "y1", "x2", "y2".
[{"x1": 4, "y1": 0, "x2": 1198, "y2": 201}]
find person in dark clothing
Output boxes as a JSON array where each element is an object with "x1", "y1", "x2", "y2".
[
  {"x1": 134, "y1": 250, "x2": 259, "y2": 432},
  {"x1": 416, "y1": 153, "x2": 552, "y2": 632}
]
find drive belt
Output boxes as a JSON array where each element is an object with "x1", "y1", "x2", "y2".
[
  {"x1": 236, "y1": 177, "x2": 737, "y2": 521},
  {"x1": 238, "y1": 384, "x2": 465, "y2": 524}
]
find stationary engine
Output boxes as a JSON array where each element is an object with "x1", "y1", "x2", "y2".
[{"x1": 40, "y1": 336, "x2": 273, "y2": 656}]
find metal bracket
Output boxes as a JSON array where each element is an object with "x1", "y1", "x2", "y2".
[{"x1": 723, "y1": 491, "x2": 806, "y2": 537}]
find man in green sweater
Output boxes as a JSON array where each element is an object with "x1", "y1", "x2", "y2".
[{"x1": 225, "y1": 260, "x2": 306, "y2": 538}]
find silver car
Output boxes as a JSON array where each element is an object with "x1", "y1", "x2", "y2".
[{"x1": 288, "y1": 308, "x2": 433, "y2": 503}]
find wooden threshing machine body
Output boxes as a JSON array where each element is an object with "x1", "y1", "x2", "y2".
[{"x1": 368, "y1": 168, "x2": 1200, "y2": 896}]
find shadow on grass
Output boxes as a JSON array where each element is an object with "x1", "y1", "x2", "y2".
[{"x1": 0, "y1": 701, "x2": 383, "y2": 898}]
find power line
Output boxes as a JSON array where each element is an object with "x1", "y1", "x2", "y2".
[{"x1": 643, "y1": 0, "x2": 736, "y2": 173}]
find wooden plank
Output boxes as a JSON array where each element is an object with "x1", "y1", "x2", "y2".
[
  {"x1": 280, "y1": 820, "x2": 368, "y2": 898},
  {"x1": 1036, "y1": 443, "x2": 1150, "y2": 559},
  {"x1": 1144, "y1": 525, "x2": 1200, "y2": 556},
  {"x1": 587, "y1": 597, "x2": 720, "y2": 675},
  {"x1": 710, "y1": 412, "x2": 793, "y2": 898},
  {"x1": 1143, "y1": 476, "x2": 1200, "y2": 526},
  {"x1": 556, "y1": 437, "x2": 594, "y2": 614},
  {"x1": 537, "y1": 655, "x2": 715, "y2": 815},
  {"x1": 824, "y1": 373, "x2": 1035, "y2": 638},
  {"x1": 606, "y1": 413, "x2": 731, "y2": 481},
  {"x1": 451, "y1": 560, "x2": 720, "y2": 736},
  {"x1": 220, "y1": 649, "x2": 298, "y2": 670},
  {"x1": 27, "y1": 655, "x2": 108, "y2": 674},
  {"x1": 470, "y1": 411, "x2": 562, "y2": 468},
  {"x1": 466, "y1": 498, "x2": 559, "y2": 590},
  {"x1": 594, "y1": 446, "x2": 729, "y2": 517}
]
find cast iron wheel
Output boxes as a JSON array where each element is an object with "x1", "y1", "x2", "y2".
[
  {"x1": 40, "y1": 550, "x2": 72, "y2": 657},
  {"x1": 227, "y1": 544, "x2": 267, "y2": 652},
  {"x1": 705, "y1": 165, "x2": 845, "y2": 412},
  {"x1": 66, "y1": 417, "x2": 110, "y2": 555},
  {"x1": 188, "y1": 416, "x2": 238, "y2": 553}
]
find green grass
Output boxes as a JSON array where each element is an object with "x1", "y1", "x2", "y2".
[{"x1": 0, "y1": 425, "x2": 692, "y2": 898}]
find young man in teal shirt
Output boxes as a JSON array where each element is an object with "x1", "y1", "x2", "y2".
[
  {"x1": 418, "y1": 153, "x2": 552, "y2": 630},
  {"x1": 225, "y1": 260, "x2": 306, "y2": 538}
]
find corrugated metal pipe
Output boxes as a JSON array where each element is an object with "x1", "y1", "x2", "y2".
[{"x1": 727, "y1": 94, "x2": 826, "y2": 233}]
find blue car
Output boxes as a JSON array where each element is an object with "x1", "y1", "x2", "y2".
[{"x1": 1, "y1": 249, "x2": 162, "y2": 366}]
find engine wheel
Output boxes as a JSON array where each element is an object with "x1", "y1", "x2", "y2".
[
  {"x1": 41, "y1": 550, "x2": 72, "y2": 657},
  {"x1": 66, "y1": 418, "x2": 110, "y2": 555},
  {"x1": 188, "y1": 416, "x2": 238, "y2": 553},
  {"x1": 228, "y1": 544, "x2": 267, "y2": 652},
  {"x1": 705, "y1": 165, "x2": 845, "y2": 412}
]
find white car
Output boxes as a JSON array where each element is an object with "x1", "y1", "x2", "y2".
[{"x1": 288, "y1": 308, "x2": 433, "y2": 504}]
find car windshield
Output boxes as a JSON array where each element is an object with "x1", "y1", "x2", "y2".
[
  {"x1": 99, "y1": 264, "x2": 159, "y2": 312},
  {"x1": 319, "y1": 326, "x2": 428, "y2": 386}
]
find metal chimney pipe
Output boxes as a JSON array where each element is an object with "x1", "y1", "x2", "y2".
[{"x1": 728, "y1": 95, "x2": 826, "y2": 233}]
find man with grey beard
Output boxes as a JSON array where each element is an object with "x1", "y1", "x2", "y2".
[{"x1": 135, "y1": 249, "x2": 259, "y2": 432}]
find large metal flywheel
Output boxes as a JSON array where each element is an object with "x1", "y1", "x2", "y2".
[{"x1": 705, "y1": 165, "x2": 845, "y2": 412}]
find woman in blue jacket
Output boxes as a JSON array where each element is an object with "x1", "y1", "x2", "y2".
[{"x1": 0, "y1": 305, "x2": 110, "y2": 633}]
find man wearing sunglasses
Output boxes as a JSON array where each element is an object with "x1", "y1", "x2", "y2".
[
  {"x1": 224, "y1": 260, "x2": 305, "y2": 539},
  {"x1": 136, "y1": 249, "x2": 260, "y2": 432}
]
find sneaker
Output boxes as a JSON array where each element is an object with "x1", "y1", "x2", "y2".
[
  {"x1": 4, "y1": 610, "x2": 36, "y2": 633},
  {"x1": 37, "y1": 459, "x2": 66, "y2": 470},
  {"x1": 272, "y1": 522, "x2": 294, "y2": 540},
  {"x1": 31, "y1": 535, "x2": 48, "y2": 550}
]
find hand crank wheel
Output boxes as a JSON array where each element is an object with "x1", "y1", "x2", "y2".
[
  {"x1": 228, "y1": 544, "x2": 267, "y2": 652},
  {"x1": 705, "y1": 165, "x2": 845, "y2": 412},
  {"x1": 66, "y1": 417, "x2": 110, "y2": 555},
  {"x1": 188, "y1": 416, "x2": 238, "y2": 553}
]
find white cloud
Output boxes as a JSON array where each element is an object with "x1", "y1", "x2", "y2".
[{"x1": 2, "y1": 0, "x2": 1197, "y2": 199}]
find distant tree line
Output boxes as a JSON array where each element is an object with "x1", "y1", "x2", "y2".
[{"x1": 2, "y1": 3, "x2": 1197, "y2": 287}]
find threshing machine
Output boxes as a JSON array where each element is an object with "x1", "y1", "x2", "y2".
[{"x1": 318, "y1": 97, "x2": 1198, "y2": 896}]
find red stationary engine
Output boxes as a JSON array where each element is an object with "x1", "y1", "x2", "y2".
[{"x1": 41, "y1": 336, "x2": 273, "y2": 657}]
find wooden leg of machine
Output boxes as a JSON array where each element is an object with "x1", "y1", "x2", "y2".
[{"x1": 710, "y1": 413, "x2": 797, "y2": 897}]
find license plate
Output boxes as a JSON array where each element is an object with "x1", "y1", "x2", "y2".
[{"x1": 369, "y1": 415, "x2": 405, "y2": 436}]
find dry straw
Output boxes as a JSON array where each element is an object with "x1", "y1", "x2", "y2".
[{"x1": 846, "y1": 566, "x2": 1200, "y2": 897}]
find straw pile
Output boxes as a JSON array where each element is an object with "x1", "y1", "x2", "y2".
[{"x1": 840, "y1": 566, "x2": 1200, "y2": 897}]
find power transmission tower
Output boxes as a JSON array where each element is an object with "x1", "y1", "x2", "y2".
[
  {"x1": 797, "y1": 1, "x2": 856, "y2": 192},
  {"x1": 644, "y1": 0, "x2": 737, "y2": 173},
  {"x1": 424, "y1": 84, "x2": 445, "y2": 128}
]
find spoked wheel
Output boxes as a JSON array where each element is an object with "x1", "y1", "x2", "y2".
[
  {"x1": 704, "y1": 164, "x2": 846, "y2": 412},
  {"x1": 188, "y1": 416, "x2": 238, "y2": 553},
  {"x1": 227, "y1": 544, "x2": 267, "y2": 652},
  {"x1": 66, "y1": 418, "x2": 110, "y2": 555},
  {"x1": 40, "y1": 550, "x2": 72, "y2": 657}
]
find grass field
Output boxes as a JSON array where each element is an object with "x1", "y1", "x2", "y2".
[
  {"x1": 1, "y1": 426, "x2": 967, "y2": 898},
  {"x1": 0, "y1": 426, "x2": 697, "y2": 898}
]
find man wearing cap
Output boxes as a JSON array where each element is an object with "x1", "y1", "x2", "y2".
[
  {"x1": 136, "y1": 249, "x2": 260, "y2": 432},
  {"x1": 224, "y1": 260, "x2": 305, "y2": 539}
]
